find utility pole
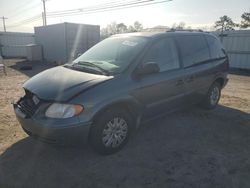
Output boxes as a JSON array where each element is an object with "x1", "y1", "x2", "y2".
[
  {"x1": 1, "y1": 16, "x2": 7, "y2": 32},
  {"x1": 42, "y1": 12, "x2": 45, "y2": 26},
  {"x1": 42, "y1": 0, "x2": 47, "y2": 26}
]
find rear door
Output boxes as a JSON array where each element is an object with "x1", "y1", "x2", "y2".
[
  {"x1": 205, "y1": 35, "x2": 229, "y2": 75},
  {"x1": 136, "y1": 37, "x2": 185, "y2": 118},
  {"x1": 175, "y1": 34, "x2": 213, "y2": 104}
]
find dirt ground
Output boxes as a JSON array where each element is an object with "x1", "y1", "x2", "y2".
[{"x1": 0, "y1": 59, "x2": 250, "y2": 188}]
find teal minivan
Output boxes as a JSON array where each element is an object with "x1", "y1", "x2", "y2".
[{"x1": 14, "y1": 31, "x2": 229, "y2": 154}]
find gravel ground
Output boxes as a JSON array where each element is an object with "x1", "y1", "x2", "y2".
[{"x1": 0, "y1": 59, "x2": 250, "y2": 188}]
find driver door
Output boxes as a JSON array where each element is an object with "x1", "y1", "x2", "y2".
[{"x1": 136, "y1": 37, "x2": 185, "y2": 119}]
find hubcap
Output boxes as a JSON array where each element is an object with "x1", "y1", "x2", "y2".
[
  {"x1": 102, "y1": 117, "x2": 128, "y2": 148},
  {"x1": 210, "y1": 86, "x2": 220, "y2": 106}
]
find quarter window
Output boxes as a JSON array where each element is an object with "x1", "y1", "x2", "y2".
[
  {"x1": 176, "y1": 35, "x2": 210, "y2": 67},
  {"x1": 144, "y1": 38, "x2": 180, "y2": 72},
  {"x1": 206, "y1": 35, "x2": 226, "y2": 59}
]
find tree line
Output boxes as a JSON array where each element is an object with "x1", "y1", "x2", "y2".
[
  {"x1": 100, "y1": 11, "x2": 250, "y2": 38},
  {"x1": 101, "y1": 21, "x2": 143, "y2": 39},
  {"x1": 215, "y1": 11, "x2": 250, "y2": 33}
]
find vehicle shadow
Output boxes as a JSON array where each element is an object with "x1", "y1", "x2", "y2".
[
  {"x1": 1, "y1": 105, "x2": 250, "y2": 188},
  {"x1": 229, "y1": 68, "x2": 250, "y2": 77},
  {"x1": 8, "y1": 60, "x2": 56, "y2": 78}
]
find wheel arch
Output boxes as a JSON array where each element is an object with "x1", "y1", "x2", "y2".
[
  {"x1": 92, "y1": 98, "x2": 142, "y2": 125},
  {"x1": 214, "y1": 77, "x2": 225, "y2": 88}
]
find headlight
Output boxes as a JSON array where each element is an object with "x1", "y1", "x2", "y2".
[{"x1": 45, "y1": 103, "x2": 83, "y2": 119}]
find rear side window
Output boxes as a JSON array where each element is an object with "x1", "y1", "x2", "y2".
[
  {"x1": 206, "y1": 35, "x2": 226, "y2": 59},
  {"x1": 176, "y1": 35, "x2": 210, "y2": 67},
  {"x1": 144, "y1": 38, "x2": 180, "y2": 72}
]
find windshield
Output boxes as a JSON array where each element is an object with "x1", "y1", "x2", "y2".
[{"x1": 72, "y1": 36, "x2": 148, "y2": 75}]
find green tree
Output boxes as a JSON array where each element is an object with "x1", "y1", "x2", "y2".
[
  {"x1": 171, "y1": 22, "x2": 186, "y2": 30},
  {"x1": 127, "y1": 25, "x2": 136, "y2": 32},
  {"x1": 215, "y1": 15, "x2": 237, "y2": 33},
  {"x1": 241, "y1": 12, "x2": 250, "y2": 28},
  {"x1": 101, "y1": 22, "x2": 120, "y2": 39},
  {"x1": 133, "y1": 21, "x2": 143, "y2": 31},
  {"x1": 127, "y1": 21, "x2": 143, "y2": 32},
  {"x1": 101, "y1": 21, "x2": 143, "y2": 39},
  {"x1": 117, "y1": 23, "x2": 128, "y2": 33}
]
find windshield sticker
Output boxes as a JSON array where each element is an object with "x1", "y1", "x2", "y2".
[{"x1": 122, "y1": 40, "x2": 138, "y2": 47}]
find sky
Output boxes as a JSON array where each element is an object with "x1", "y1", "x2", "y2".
[{"x1": 0, "y1": 0, "x2": 249, "y2": 33}]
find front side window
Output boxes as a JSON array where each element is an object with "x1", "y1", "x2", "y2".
[
  {"x1": 143, "y1": 38, "x2": 180, "y2": 72},
  {"x1": 71, "y1": 36, "x2": 148, "y2": 75},
  {"x1": 176, "y1": 35, "x2": 210, "y2": 67}
]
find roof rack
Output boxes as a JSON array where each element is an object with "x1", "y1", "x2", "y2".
[{"x1": 166, "y1": 29, "x2": 204, "y2": 32}]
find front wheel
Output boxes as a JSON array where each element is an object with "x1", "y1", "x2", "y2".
[
  {"x1": 201, "y1": 82, "x2": 221, "y2": 110},
  {"x1": 89, "y1": 108, "x2": 133, "y2": 155}
]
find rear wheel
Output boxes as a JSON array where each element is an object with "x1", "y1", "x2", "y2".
[
  {"x1": 201, "y1": 82, "x2": 221, "y2": 110},
  {"x1": 89, "y1": 108, "x2": 133, "y2": 155}
]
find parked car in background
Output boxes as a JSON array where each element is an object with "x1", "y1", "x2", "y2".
[{"x1": 14, "y1": 31, "x2": 229, "y2": 154}]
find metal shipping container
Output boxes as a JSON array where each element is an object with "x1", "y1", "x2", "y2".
[
  {"x1": 215, "y1": 30, "x2": 250, "y2": 70},
  {"x1": 0, "y1": 31, "x2": 35, "y2": 57},
  {"x1": 34, "y1": 22, "x2": 100, "y2": 63},
  {"x1": 26, "y1": 44, "x2": 42, "y2": 61}
]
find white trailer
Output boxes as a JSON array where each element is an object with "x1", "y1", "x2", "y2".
[{"x1": 34, "y1": 22, "x2": 100, "y2": 64}]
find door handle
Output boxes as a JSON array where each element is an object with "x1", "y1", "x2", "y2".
[
  {"x1": 186, "y1": 75, "x2": 194, "y2": 83},
  {"x1": 176, "y1": 79, "x2": 184, "y2": 86}
]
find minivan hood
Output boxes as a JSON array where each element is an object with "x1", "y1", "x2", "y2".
[{"x1": 23, "y1": 66, "x2": 112, "y2": 101}]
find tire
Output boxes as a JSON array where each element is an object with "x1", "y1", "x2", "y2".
[
  {"x1": 89, "y1": 108, "x2": 133, "y2": 155},
  {"x1": 201, "y1": 82, "x2": 221, "y2": 110}
]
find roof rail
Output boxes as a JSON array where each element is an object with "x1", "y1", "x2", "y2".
[{"x1": 167, "y1": 29, "x2": 204, "y2": 32}]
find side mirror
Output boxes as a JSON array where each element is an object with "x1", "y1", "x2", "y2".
[{"x1": 136, "y1": 62, "x2": 160, "y2": 76}]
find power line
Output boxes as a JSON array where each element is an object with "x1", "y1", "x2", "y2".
[
  {"x1": 8, "y1": 0, "x2": 38, "y2": 15},
  {"x1": 48, "y1": 0, "x2": 141, "y2": 15},
  {"x1": 6, "y1": 0, "x2": 173, "y2": 30},
  {"x1": 47, "y1": 0, "x2": 173, "y2": 18},
  {"x1": 49, "y1": 0, "x2": 129, "y2": 14},
  {"x1": 7, "y1": 14, "x2": 41, "y2": 28},
  {"x1": 7, "y1": 1, "x2": 41, "y2": 21},
  {"x1": 8, "y1": 0, "x2": 135, "y2": 27},
  {"x1": 47, "y1": 0, "x2": 164, "y2": 16},
  {"x1": 0, "y1": 16, "x2": 8, "y2": 32}
]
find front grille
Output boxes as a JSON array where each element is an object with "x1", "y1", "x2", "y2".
[{"x1": 17, "y1": 90, "x2": 40, "y2": 118}]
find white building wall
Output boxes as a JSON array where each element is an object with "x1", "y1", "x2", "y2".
[
  {"x1": 216, "y1": 30, "x2": 250, "y2": 70},
  {"x1": 0, "y1": 31, "x2": 35, "y2": 57}
]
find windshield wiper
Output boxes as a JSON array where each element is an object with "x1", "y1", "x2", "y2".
[{"x1": 74, "y1": 61, "x2": 110, "y2": 76}]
